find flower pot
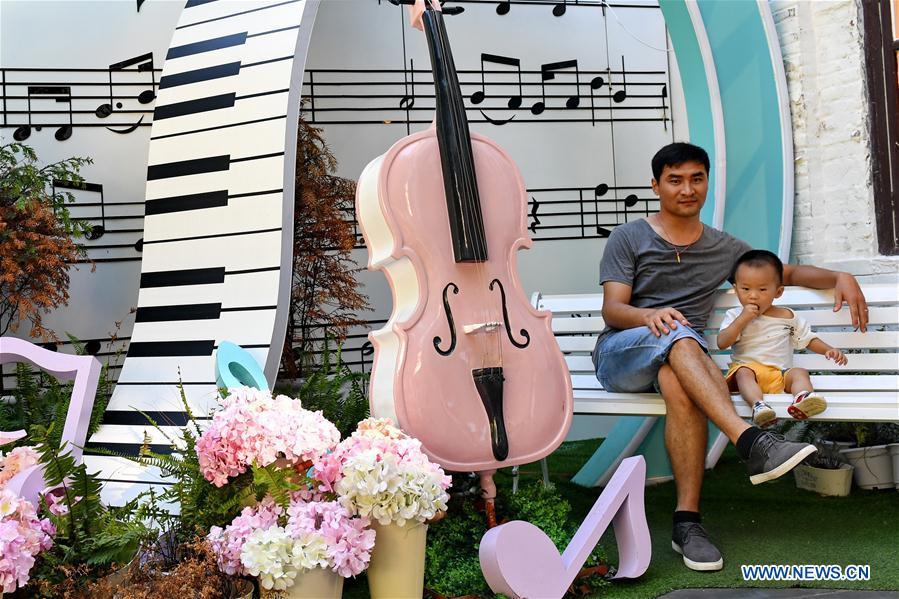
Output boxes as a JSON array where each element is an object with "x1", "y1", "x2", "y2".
[
  {"x1": 888, "y1": 444, "x2": 899, "y2": 491},
  {"x1": 793, "y1": 462, "x2": 854, "y2": 496},
  {"x1": 367, "y1": 522, "x2": 428, "y2": 599},
  {"x1": 259, "y1": 568, "x2": 343, "y2": 599},
  {"x1": 840, "y1": 445, "x2": 895, "y2": 490},
  {"x1": 233, "y1": 579, "x2": 254, "y2": 599}
]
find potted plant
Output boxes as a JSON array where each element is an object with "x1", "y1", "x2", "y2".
[
  {"x1": 312, "y1": 418, "x2": 451, "y2": 599},
  {"x1": 198, "y1": 386, "x2": 375, "y2": 598},
  {"x1": 839, "y1": 423, "x2": 897, "y2": 490},
  {"x1": 793, "y1": 442, "x2": 854, "y2": 497}
]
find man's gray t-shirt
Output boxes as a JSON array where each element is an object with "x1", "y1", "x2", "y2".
[{"x1": 596, "y1": 218, "x2": 752, "y2": 346}]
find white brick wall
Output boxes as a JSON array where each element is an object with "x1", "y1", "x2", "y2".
[{"x1": 772, "y1": 0, "x2": 898, "y2": 280}]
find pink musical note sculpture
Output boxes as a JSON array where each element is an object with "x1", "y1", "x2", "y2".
[
  {"x1": 0, "y1": 337, "x2": 101, "y2": 505},
  {"x1": 479, "y1": 455, "x2": 651, "y2": 598}
]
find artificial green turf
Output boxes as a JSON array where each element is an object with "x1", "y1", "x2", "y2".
[
  {"x1": 345, "y1": 438, "x2": 899, "y2": 598},
  {"x1": 513, "y1": 439, "x2": 899, "y2": 598}
]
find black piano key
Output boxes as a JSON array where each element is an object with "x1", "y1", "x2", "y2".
[
  {"x1": 167, "y1": 32, "x2": 247, "y2": 60},
  {"x1": 147, "y1": 155, "x2": 229, "y2": 180},
  {"x1": 127, "y1": 340, "x2": 215, "y2": 357},
  {"x1": 85, "y1": 442, "x2": 174, "y2": 456},
  {"x1": 135, "y1": 303, "x2": 222, "y2": 322},
  {"x1": 145, "y1": 190, "x2": 229, "y2": 215},
  {"x1": 140, "y1": 267, "x2": 226, "y2": 288},
  {"x1": 159, "y1": 62, "x2": 241, "y2": 89},
  {"x1": 101, "y1": 410, "x2": 195, "y2": 426},
  {"x1": 185, "y1": 0, "x2": 218, "y2": 7},
  {"x1": 177, "y1": 0, "x2": 302, "y2": 31},
  {"x1": 154, "y1": 93, "x2": 236, "y2": 120}
]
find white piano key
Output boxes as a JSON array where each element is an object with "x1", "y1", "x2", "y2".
[
  {"x1": 147, "y1": 192, "x2": 283, "y2": 241},
  {"x1": 172, "y1": 1, "x2": 305, "y2": 47},
  {"x1": 149, "y1": 91, "x2": 289, "y2": 140},
  {"x1": 105, "y1": 383, "x2": 221, "y2": 415},
  {"x1": 90, "y1": 424, "x2": 197, "y2": 447},
  {"x1": 145, "y1": 193, "x2": 283, "y2": 241},
  {"x1": 117, "y1": 346, "x2": 268, "y2": 383},
  {"x1": 139, "y1": 231, "x2": 282, "y2": 273},
  {"x1": 130, "y1": 310, "x2": 277, "y2": 346},
  {"x1": 145, "y1": 154, "x2": 284, "y2": 200},
  {"x1": 136, "y1": 270, "x2": 280, "y2": 307},
  {"x1": 162, "y1": 28, "x2": 300, "y2": 78},
  {"x1": 148, "y1": 118, "x2": 287, "y2": 164}
]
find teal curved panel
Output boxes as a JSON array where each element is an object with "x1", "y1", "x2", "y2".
[
  {"x1": 698, "y1": 0, "x2": 792, "y2": 257},
  {"x1": 659, "y1": 0, "x2": 722, "y2": 228}
]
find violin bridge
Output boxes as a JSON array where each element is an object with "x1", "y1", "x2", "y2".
[
  {"x1": 463, "y1": 321, "x2": 502, "y2": 335},
  {"x1": 472, "y1": 367, "x2": 508, "y2": 461}
]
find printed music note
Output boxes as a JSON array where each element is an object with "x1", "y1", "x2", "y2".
[
  {"x1": 551, "y1": 0, "x2": 569, "y2": 17},
  {"x1": 471, "y1": 53, "x2": 523, "y2": 110},
  {"x1": 54, "y1": 180, "x2": 106, "y2": 239},
  {"x1": 95, "y1": 53, "x2": 156, "y2": 119},
  {"x1": 480, "y1": 456, "x2": 651, "y2": 598},
  {"x1": 660, "y1": 83, "x2": 668, "y2": 130},
  {"x1": 588, "y1": 74, "x2": 604, "y2": 125},
  {"x1": 613, "y1": 56, "x2": 628, "y2": 103},
  {"x1": 594, "y1": 183, "x2": 612, "y2": 237},
  {"x1": 360, "y1": 341, "x2": 374, "y2": 375},
  {"x1": 13, "y1": 86, "x2": 73, "y2": 142},
  {"x1": 529, "y1": 197, "x2": 540, "y2": 234},
  {"x1": 495, "y1": 0, "x2": 511, "y2": 15},
  {"x1": 623, "y1": 193, "x2": 638, "y2": 223},
  {"x1": 399, "y1": 59, "x2": 415, "y2": 109},
  {"x1": 531, "y1": 60, "x2": 581, "y2": 115}
]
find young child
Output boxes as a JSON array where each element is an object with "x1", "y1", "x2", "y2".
[{"x1": 717, "y1": 250, "x2": 848, "y2": 427}]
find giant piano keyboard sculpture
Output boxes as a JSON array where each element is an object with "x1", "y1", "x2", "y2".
[{"x1": 83, "y1": 0, "x2": 321, "y2": 505}]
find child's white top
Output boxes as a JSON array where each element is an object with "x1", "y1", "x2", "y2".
[{"x1": 719, "y1": 307, "x2": 818, "y2": 370}]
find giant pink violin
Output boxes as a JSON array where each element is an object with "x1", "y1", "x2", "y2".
[{"x1": 356, "y1": 0, "x2": 572, "y2": 510}]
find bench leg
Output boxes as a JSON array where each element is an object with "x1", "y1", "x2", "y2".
[
  {"x1": 511, "y1": 464, "x2": 519, "y2": 494},
  {"x1": 540, "y1": 457, "x2": 550, "y2": 487}
]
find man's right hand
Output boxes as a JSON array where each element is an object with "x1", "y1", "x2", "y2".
[{"x1": 644, "y1": 307, "x2": 691, "y2": 337}]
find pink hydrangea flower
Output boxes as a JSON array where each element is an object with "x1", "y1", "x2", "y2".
[
  {"x1": 196, "y1": 388, "x2": 341, "y2": 487},
  {"x1": 0, "y1": 489, "x2": 53, "y2": 593},
  {"x1": 312, "y1": 418, "x2": 451, "y2": 526},
  {"x1": 286, "y1": 500, "x2": 375, "y2": 577},
  {"x1": 206, "y1": 496, "x2": 282, "y2": 576},
  {"x1": 0, "y1": 446, "x2": 40, "y2": 490}
]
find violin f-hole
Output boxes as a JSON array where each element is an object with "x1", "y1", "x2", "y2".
[
  {"x1": 433, "y1": 282, "x2": 459, "y2": 356},
  {"x1": 489, "y1": 279, "x2": 530, "y2": 349}
]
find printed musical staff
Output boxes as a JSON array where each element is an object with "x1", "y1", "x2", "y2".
[
  {"x1": 471, "y1": 0, "x2": 659, "y2": 15},
  {"x1": 1, "y1": 56, "x2": 160, "y2": 141},
  {"x1": 52, "y1": 179, "x2": 146, "y2": 263},
  {"x1": 340, "y1": 183, "x2": 657, "y2": 248},
  {"x1": 301, "y1": 62, "x2": 669, "y2": 126}
]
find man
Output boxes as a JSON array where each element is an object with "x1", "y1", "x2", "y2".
[{"x1": 591, "y1": 143, "x2": 868, "y2": 572}]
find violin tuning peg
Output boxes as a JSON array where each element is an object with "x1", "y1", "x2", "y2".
[
  {"x1": 442, "y1": 5, "x2": 465, "y2": 15},
  {"x1": 386, "y1": 0, "x2": 415, "y2": 6}
]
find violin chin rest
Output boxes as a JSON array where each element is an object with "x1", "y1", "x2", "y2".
[{"x1": 472, "y1": 367, "x2": 509, "y2": 462}]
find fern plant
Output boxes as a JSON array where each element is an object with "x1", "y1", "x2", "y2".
[
  {"x1": 22, "y1": 424, "x2": 154, "y2": 597},
  {"x1": 94, "y1": 384, "x2": 254, "y2": 552},
  {"x1": 290, "y1": 339, "x2": 370, "y2": 439}
]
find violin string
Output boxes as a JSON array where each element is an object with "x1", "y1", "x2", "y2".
[{"x1": 440, "y1": 5, "x2": 496, "y2": 372}]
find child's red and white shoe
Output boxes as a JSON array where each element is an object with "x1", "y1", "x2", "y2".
[{"x1": 787, "y1": 391, "x2": 827, "y2": 420}]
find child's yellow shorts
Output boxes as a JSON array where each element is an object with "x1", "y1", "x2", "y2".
[{"x1": 725, "y1": 361, "x2": 786, "y2": 394}]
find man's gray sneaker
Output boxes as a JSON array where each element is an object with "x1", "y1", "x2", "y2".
[
  {"x1": 671, "y1": 522, "x2": 723, "y2": 571},
  {"x1": 747, "y1": 431, "x2": 817, "y2": 485}
]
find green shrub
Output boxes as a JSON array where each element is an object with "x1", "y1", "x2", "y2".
[{"x1": 425, "y1": 481, "x2": 608, "y2": 598}]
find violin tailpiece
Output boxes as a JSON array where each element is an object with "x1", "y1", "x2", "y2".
[{"x1": 472, "y1": 367, "x2": 509, "y2": 461}]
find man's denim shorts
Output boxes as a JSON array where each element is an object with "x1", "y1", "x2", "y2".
[{"x1": 592, "y1": 325, "x2": 708, "y2": 393}]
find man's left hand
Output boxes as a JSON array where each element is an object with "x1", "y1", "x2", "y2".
[{"x1": 833, "y1": 272, "x2": 868, "y2": 332}]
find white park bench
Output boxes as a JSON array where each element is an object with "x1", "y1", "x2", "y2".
[{"x1": 510, "y1": 284, "x2": 899, "y2": 490}]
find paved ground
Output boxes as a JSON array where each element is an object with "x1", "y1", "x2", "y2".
[{"x1": 659, "y1": 590, "x2": 899, "y2": 598}]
